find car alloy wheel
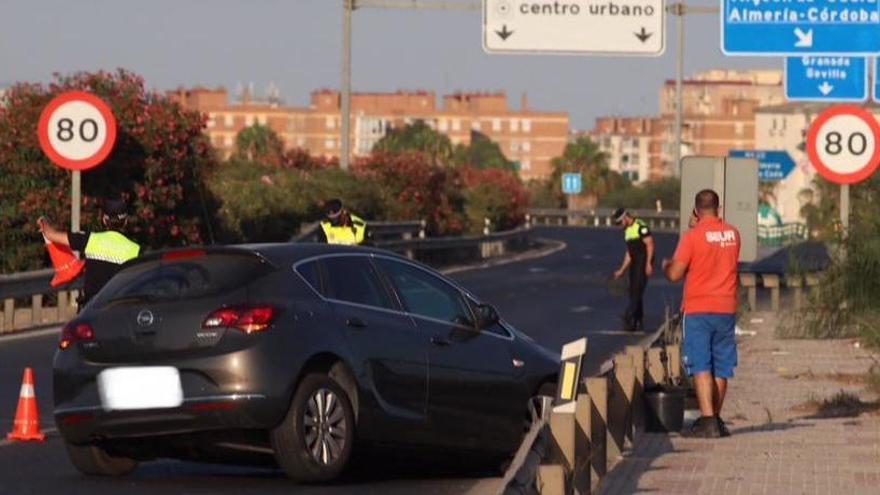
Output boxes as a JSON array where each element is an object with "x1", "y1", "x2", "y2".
[{"x1": 303, "y1": 387, "x2": 347, "y2": 466}]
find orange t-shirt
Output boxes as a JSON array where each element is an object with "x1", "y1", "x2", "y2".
[{"x1": 673, "y1": 216, "x2": 741, "y2": 314}]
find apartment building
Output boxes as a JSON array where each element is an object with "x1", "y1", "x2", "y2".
[
  {"x1": 168, "y1": 87, "x2": 569, "y2": 181},
  {"x1": 653, "y1": 69, "x2": 786, "y2": 179},
  {"x1": 586, "y1": 117, "x2": 654, "y2": 184}
]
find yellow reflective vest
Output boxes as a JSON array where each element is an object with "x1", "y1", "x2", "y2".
[
  {"x1": 84, "y1": 231, "x2": 140, "y2": 265},
  {"x1": 320, "y1": 214, "x2": 367, "y2": 245}
]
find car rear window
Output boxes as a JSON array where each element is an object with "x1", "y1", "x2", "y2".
[{"x1": 90, "y1": 253, "x2": 274, "y2": 307}]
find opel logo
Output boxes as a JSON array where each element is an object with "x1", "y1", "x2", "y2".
[{"x1": 136, "y1": 310, "x2": 155, "y2": 327}]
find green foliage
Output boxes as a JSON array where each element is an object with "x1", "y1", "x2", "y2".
[
  {"x1": 525, "y1": 179, "x2": 566, "y2": 209},
  {"x1": 373, "y1": 120, "x2": 453, "y2": 165},
  {"x1": 599, "y1": 177, "x2": 681, "y2": 211},
  {"x1": 452, "y1": 132, "x2": 516, "y2": 171},
  {"x1": 779, "y1": 174, "x2": 880, "y2": 347},
  {"x1": 234, "y1": 124, "x2": 285, "y2": 166},
  {"x1": 460, "y1": 167, "x2": 528, "y2": 234},
  {"x1": 549, "y1": 137, "x2": 626, "y2": 207},
  {"x1": 0, "y1": 69, "x2": 217, "y2": 273}
]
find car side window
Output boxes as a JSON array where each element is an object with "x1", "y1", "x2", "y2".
[
  {"x1": 295, "y1": 260, "x2": 323, "y2": 294},
  {"x1": 376, "y1": 258, "x2": 473, "y2": 327},
  {"x1": 321, "y1": 256, "x2": 395, "y2": 310}
]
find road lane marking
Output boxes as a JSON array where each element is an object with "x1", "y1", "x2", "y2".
[
  {"x1": 0, "y1": 326, "x2": 62, "y2": 343},
  {"x1": 570, "y1": 305, "x2": 593, "y2": 313},
  {"x1": 527, "y1": 267, "x2": 547, "y2": 273}
]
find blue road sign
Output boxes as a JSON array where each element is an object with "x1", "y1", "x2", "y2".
[
  {"x1": 874, "y1": 59, "x2": 880, "y2": 102},
  {"x1": 561, "y1": 173, "x2": 582, "y2": 195},
  {"x1": 722, "y1": 0, "x2": 880, "y2": 55},
  {"x1": 729, "y1": 150, "x2": 796, "y2": 182},
  {"x1": 785, "y1": 56, "x2": 868, "y2": 102}
]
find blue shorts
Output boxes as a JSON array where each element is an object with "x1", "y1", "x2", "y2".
[{"x1": 682, "y1": 313, "x2": 737, "y2": 379}]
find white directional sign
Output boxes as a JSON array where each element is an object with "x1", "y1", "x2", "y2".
[{"x1": 483, "y1": 0, "x2": 665, "y2": 56}]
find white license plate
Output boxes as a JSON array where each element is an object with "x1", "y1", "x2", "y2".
[{"x1": 98, "y1": 367, "x2": 184, "y2": 411}]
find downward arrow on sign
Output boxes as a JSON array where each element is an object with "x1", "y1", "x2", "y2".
[
  {"x1": 495, "y1": 25, "x2": 514, "y2": 41},
  {"x1": 634, "y1": 27, "x2": 652, "y2": 43},
  {"x1": 818, "y1": 81, "x2": 834, "y2": 96}
]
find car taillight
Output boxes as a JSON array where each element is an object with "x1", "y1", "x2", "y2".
[
  {"x1": 202, "y1": 305, "x2": 277, "y2": 334},
  {"x1": 59, "y1": 322, "x2": 95, "y2": 350}
]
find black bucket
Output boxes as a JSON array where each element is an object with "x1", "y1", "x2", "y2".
[{"x1": 644, "y1": 387, "x2": 686, "y2": 433}]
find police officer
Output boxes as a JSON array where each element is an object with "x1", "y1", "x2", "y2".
[
  {"x1": 37, "y1": 199, "x2": 140, "y2": 306},
  {"x1": 316, "y1": 199, "x2": 367, "y2": 245},
  {"x1": 612, "y1": 208, "x2": 655, "y2": 332}
]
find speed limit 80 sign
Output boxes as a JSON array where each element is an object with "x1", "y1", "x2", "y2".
[
  {"x1": 37, "y1": 91, "x2": 117, "y2": 171},
  {"x1": 807, "y1": 105, "x2": 880, "y2": 185}
]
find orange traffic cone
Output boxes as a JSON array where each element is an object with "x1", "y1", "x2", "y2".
[
  {"x1": 6, "y1": 367, "x2": 46, "y2": 442},
  {"x1": 44, "y1": 236, "x2": 84, "y2": 288}
]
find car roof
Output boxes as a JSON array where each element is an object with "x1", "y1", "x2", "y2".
[{"x1": 238, "y1": 242, "x2": 407, "y2": 266}]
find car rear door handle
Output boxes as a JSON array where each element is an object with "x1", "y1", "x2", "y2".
[
  {"x1": 346, "y1": 317, "x2": 367, "y2": 329},
  {"x1": 430, "y1": 335, "x2": 451, "y2": 347}
]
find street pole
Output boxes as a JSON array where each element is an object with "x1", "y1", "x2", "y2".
[
  {"x1": 840, "y1": 183, "x2": 849, "y2": 234},
  {"x1": 666, "y1": 3, "x2": 718, "y2": 177},
  {"x1": 341, "y1": 0, "x2": 353, "y2": 170},
  {"x1": 674, "y1": 5, "x2": 684, "y2": 177},
  {"x1": 71, "y1": 171, "x2": 81, "y2": 233}
]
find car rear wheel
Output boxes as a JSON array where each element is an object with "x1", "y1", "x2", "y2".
[
  {"x1": 271, "y1": 373, "x2": 355, "y2": 482},
  {"x1": 64, "y1": 440, "x2": 137, "y2": 477}
]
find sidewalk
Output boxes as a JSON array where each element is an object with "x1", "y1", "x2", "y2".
[{"x1": 599, "y1": 311, "x2": 880, "y2": 495}]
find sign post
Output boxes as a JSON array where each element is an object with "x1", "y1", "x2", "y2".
[
  {"x1": 483, "y1": 0, "x2": 665, "y2": 55},
  {"x1": 37, "y1": 91, "x2": 117, "y2": 233},
  {"x1": 806, "y1": 105, "x2": 880, "y2": 238}
]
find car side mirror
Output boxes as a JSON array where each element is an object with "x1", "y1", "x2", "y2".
[{"x1": 476, "y1": 303, "x2": 500, "y2": 330}]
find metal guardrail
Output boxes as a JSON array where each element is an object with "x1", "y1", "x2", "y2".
[
  {"x1": 501, "y1": 312, "x2": 683, "y2": 494},
  {"x1": 0, "y1": 221, "x2": 532, "y2": 334},
  {"x1": 528, "y1": 208, "x2": 681, "y2": 232}
]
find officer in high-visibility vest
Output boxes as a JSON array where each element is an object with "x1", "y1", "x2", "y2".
[
  {"x1": 612, "y1": 208, "x2": 655, "y2": 332},
  {"x1": 316, "y1": 199, "x2": 367, "y2": 245},
  {"x1": 38, "y1": 200, "x2": 140, "y2": 306}
]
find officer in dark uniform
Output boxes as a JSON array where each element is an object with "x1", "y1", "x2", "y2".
[
  {"x1": 612, "y1": 208, "x2": 655, "y2": 332},
  {"x1": 37, "y1": 200, "x2": 140, "y2": 306}
]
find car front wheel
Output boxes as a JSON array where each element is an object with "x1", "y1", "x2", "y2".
[{"x1": 271, "y1": 373, "x2": 355, "y2": 483}]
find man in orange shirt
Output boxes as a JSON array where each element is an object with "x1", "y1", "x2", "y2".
[{"x1": 662, "y1": 189, "x2": 741, "y2": 438}]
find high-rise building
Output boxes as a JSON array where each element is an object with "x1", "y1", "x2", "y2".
[
  {"x1": 653, "y1": 69, "x2": 785, "y2": 179},
  {"x1": 585, "y1": 117, "x2": 654, "y2": 184},
  {"x1": 168, "y1": 87, "x2": 569, "y2": 181}
]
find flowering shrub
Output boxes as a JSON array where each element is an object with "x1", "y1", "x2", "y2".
[
  {"x1": 460, "y1": 166, "x2": 528, "y2": 233},
  {"x1": 0, "y1": 69, "x2": 217, "y2": 273}
]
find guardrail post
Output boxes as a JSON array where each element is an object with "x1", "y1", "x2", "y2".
[
  {"x1": 665, "y1": 344, "x2": 682, "y2": 381},
  {"x1": 625, "y1": 345, "x2": 646, "y2": 437},
  {"x1": 548, "y1": 410, "x2": 575, "y2": 493},
  {"x1": 419, "y1": 220, "x2": 426, "y2": 239},
  {"x1": 805, "y1": 273, "x2": 820, "y2": 299},
  {"x1": 646, "y1": 348, "x2": 666, "y2": 388},
  {"x1": 785, "y1": 275, "x2": 804, "y2": 310},
  {"x1": 574, "y1": 395, "x2": 591, "y2": 494},
  {"x1": 3, "y1": 298, "x2": 14, "y2": 332},
  {"x1": 609, "y1": 354, "x2": 634, "y2": 457},
  {"x1": 537, "y1": 465, "x2": 567, "y2": 495},
  {"x1": 584, "y1": 377, "x2": 608, "y2": 482},
  {"x1": 739, "y1": 273, "x2": 757, "y2": 311},
  {"x1": 762, "y1": 274, "x2": 780, "y2": 311},
  {"x1": 32, "y1": 294, "x2": 43, "y2": 327},
  {"x1": 525, "y1": 213, "x2": 532, "y2": 229}
]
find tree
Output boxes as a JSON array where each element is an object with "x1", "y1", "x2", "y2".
[
  {"x1": 548, "y1": 137, "x2": 625, "y2": 208},
  {"x1": 460, "y1": 166, "x2": 528, "y2": 233},
  {"x1": 373, "y1": 120, "x2": 453, "y2": 165},
  {"x1": 353, "y1": 151, "x2": 465, "y2": 235},
  {"x1": 234, "y1": 124, "x2": 285, "y2": 166},
  {"x1": 0, "y1": 69, "x2": 218, "y2": 273},
  {"x1": 452, "y1": 132, "x2": 516, "y2": 171}
]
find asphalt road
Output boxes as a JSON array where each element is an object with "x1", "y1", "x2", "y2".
[{"x1": 0, "y1": 226, "x2": 682, "y2": 495}]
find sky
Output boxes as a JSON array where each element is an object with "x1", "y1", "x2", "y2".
[{"x1": 0, "y1": 0, "x2": 778, "y2": 130}]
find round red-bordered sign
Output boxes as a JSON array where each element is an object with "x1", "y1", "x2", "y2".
[
  {"x1": 37, "y1": 91, "x2": 117, "y2": 171},
  {"x1": 806, "y1": 105, "x2": 880, "y2": 185}
]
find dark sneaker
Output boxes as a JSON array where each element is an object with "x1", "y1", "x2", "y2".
[
  {"x1": 688, "y1": 416, "x2": 721, "y2": 438},
  {"x1": 716, "y1": 416, "x2": 731, "y2": 437}
]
